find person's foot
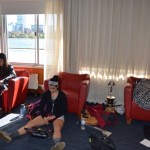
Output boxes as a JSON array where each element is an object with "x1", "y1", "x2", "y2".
[
  {"x1": 0, "y1": 131, "x2": 12, "y2": 143},
  {"x1": 50, "y1": 142, "x2": 65, "y2": 150}
]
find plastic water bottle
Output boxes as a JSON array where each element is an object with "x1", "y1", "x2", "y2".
[
  {"x1": 81, "y1": 118, "x2": 86, "y2": 130},
  {"x1": 20, "y1": 104, "x2": 26, "y2": 117}
]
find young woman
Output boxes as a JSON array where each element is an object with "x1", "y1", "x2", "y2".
[
  {"x1": 0, "y1": 53, "x2": 16, "y2": 115},
  {"x1": 0, "y1": 75, "x2": 68, "y2": 150}
]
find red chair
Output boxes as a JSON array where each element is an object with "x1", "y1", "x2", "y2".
[
  {"x1": 124, "y1": 76, "x2": 150, "y2": 124},
  {"x1": 2, "y1": 69, "x2": 29, "y2": 113},
  {"x1": 44, "y1": 72, "x2": 90, "y2": 116}
]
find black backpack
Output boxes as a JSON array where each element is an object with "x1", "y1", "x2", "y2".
[
  {"x1": 86, "y1": 125, "x2": 117, "y2": 150},
  {"x1": 88, "y1": 133, "x2": 117, "y2": 150}
]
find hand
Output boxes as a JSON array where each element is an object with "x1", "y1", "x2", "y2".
[
  {"x1": 0, "y1": 80, "x2": 3, "y2": 86},
  {"x1": 47, "y1": 115, "x2": 56, "y2": 121},
  {"x1": 43, "y1": 117, "x2": 49, "y2": 125}
]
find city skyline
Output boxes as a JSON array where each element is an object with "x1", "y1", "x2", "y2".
[{"x1": 7, "y1": 15, "x2": 45, "y2": 30}]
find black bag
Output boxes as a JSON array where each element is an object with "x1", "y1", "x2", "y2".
[
  {"x1": 24, "y1": 128, "x2": 51, "y2": 139},
  {"x1": 88, "y1": 133, "x2": 117, "y2": 150}
]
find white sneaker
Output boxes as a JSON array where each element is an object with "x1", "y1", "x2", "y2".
[{"x1": 50, "y1": 142, "x2": 66, "y2": 150}]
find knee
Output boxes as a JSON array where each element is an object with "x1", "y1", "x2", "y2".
[{"x1": 54, "y1": 125, "x2": 60, "y2": 130}]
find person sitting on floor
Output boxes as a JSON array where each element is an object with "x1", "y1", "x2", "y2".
[
  {"x1": 0, "y1": 75, "x2": 68, "y2": 150},
  {"x1": 0, "y1": 53, "x2": 16, "y2": 115}
]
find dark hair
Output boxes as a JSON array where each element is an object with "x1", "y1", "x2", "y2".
[
  {"x1": 48, "y1": 75, "x2": 59, "y2": 86},
  {"x1": 0, "y1": 53, "x2": 8, "y2": 68},
  {"x1": 50, "y1": 75, "x2": 59, "y2": 82}
]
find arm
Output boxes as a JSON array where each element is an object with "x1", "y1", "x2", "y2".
[
  {"x1": 3, "y1": 65, "x2": 16, "y2": 84},
  {"x1": 54, "y1": 92, "x2": 68, "y2": 118},
  {"x1": 39, "y1": 92, "x2": 48, "y2": 118}
]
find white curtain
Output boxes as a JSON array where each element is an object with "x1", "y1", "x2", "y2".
[
  {"x1": 44, "y1": 0, "x2": 63, "y2": 80},
  {"x1": 63, "y1": 0, "x2": 150, "y2": 105}
]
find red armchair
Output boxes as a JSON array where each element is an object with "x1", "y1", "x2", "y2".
[
  {"x1": 2, "y1": 69, "x2": 29, "y2": 113},
  {"x1": 124, "y1": 76, "x2": 150, "y2": 124},
  {"x1": 44, "y1": 72, "x2": 90, "y2": 116}
]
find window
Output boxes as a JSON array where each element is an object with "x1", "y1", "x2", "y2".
[{"x1": 4, "y1": 14, "x2": 45, "y2": 65}]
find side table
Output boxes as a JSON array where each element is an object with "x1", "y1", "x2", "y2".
[{"x1": 105, "y1": 95, "x2": 116, "y2": 113}]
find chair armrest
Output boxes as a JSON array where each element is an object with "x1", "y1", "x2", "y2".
[
  {"x1": 81, "y1": 80, "x2": 90, "y2": 85},
  {"x1": 124, "y1": 83, "x2": 133, "y2": 121},
  {"x1": 2, "y1": 89, "x2": 8, "y2": 112},
  {"x1": 127, "y1": 76, "x2": 140, "y2": 84},
  {"x1": 44, "y1": 79, "x2": 49, "y2": 92},
  {"x1": 78, "y1": 80, "x2": 90, "y2": 115},
  {"x1": 2, "y1": 78, "x2": 21, "y2": 112},
  {"x1": 2, "y1": 76, "x2": 29, "y2": 113}
]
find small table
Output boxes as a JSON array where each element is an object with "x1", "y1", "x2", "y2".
[
  {"x1": 105, "y1": 107, "x2": 116, "y2": 113},
  {"x1": 105, "y1": 96, "x2": 116, "y2": 113}
]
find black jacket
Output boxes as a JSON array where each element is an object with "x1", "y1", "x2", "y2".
[
  {"x1": 40, "y1": 90, "x2": 68, "y2": 118},
  {"x1": 0, "y1": 65, "x2": 16, "y2": 84}
]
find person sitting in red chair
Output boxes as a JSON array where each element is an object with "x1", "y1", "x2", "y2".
[{"x1": 0, "y1": 53, "x2": 16, "y2": 115}]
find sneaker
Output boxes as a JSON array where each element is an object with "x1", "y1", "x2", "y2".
[
  {"x1": 50, "y1": 142, "x2": 65, "y2": 150},
  {"x1": 0, "y1": 131, "x2": 12, "y2": 143}
]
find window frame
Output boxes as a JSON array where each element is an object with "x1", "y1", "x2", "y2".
[{"x1": 1, "y1": 14, "x2": 45, "y2": 67}]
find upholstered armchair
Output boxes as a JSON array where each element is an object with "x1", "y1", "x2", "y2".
[
  {"x1": 124, "y1": 76, "x2": 150, "y2": 124},
  {"x1": 2, "y1": 69, "x2": 29, "y2": 113},
  {"x1": 44, "y1": 72, "x2": 90, "y2": 116}
]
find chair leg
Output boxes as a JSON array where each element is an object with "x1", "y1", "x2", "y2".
[{"x1": 127, "y1": 119, "x2": 132, "y2": 124}]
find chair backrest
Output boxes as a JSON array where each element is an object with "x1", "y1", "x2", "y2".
[
  {"x1": 15, "y1": 69, "x2": 29, "y2": 77},
  {"x1": 58, "y1": 72, "x2": 90, "y2": 91}
]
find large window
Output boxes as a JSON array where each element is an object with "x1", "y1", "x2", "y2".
[{"x1": 5, "y1": 14, "x2": 45, "y2": 65}]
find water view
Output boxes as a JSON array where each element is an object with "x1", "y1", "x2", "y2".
[{"x1": 8, "y1": 38, "x2": 46, "y2": 64}]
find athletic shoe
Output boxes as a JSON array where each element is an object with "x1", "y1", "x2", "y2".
[
  {"x1": 50, "y1": 142, "x2": 65, "y2": 150},
  {"x1": 0, "y1": 131, "x2": 11, "y2": 143}
]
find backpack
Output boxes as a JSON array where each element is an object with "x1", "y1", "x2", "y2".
[
  {"x1": 26, "y1": 99, "x2": 41, "y2": 120},
  {"x1": 86, "y1": 124, "x2": 117, "y2": 150},
  {"x1": 88, "y1": 133, "x2": 117, "y2": 150}
]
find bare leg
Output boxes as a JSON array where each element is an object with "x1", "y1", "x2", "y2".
[
  {"x1": 50, "y1": 118, "x2": 65, "y2": 150},
  {"x1": 52, "y1": 118, "x2": 64, "y2": 140},
  {"x1": 0, "y1": 115, "x2": 46, "y2": 143},
  {"x1": 17, "y1": 115, "x2": 46, "y2": 135}
]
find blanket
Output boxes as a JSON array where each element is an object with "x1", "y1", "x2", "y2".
[{"x1": 133, "y1": 78, "x2": 150, "y2": 110}]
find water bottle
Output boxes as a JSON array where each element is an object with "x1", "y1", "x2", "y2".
[
  {"x1": 81, "y1": 118, "x2": 86, "y2": 130},
  {"x1": 20, "y1": 104, "x2": 26, "y2": 117}
]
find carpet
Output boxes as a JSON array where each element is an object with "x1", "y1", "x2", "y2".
[
  {"x1": 0, "y1": 94, "x2": 149, "y2": 150},
  {"x1": 144, "y1": 125, "x2": 150, "y2": 140}
]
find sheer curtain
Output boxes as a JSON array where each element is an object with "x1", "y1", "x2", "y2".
[
  {"x1": 44, "y1": 0, "x2": 63, "y2": 80},
  {"x1": 63, "y1": 0, "x2": 150, "y2": 105}
]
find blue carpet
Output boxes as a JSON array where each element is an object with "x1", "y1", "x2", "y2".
[{"x1": 0, "y1": 94, "x2": 150, "y2": 150}]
